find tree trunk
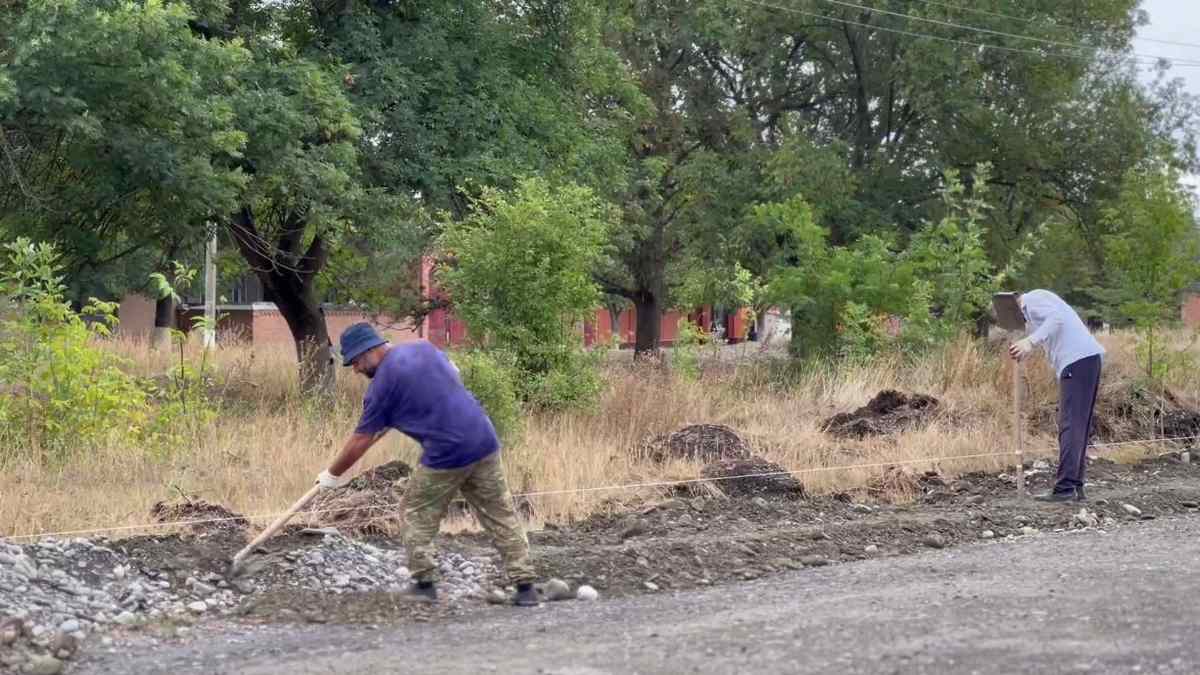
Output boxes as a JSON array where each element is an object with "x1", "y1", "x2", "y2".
[
  {"x1": 151, "y1": 293, "x2": 175, "y2": 351},
  {"x1": 229, "y1": 207, "x2": 335, "y2": 397},
  {"x1": 633, "y1": 291, "x2": 661, "y2": 359},
  {"x1": 606, "y1": 301, "x2": 624, "y2": 346},
  {"x1": 271, "y1": 283, "x2": 334, "y2": 397}
]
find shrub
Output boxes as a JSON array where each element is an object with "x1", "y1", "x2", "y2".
[
  {"x1": 525, "y1": 346, "x2": 606, "y2": 411},
  {"x1": 0, "y1": 240, "x2": 151, "y2": 459},
  {"x1": 436, "y1": 177, "x2": 611, "y2": 409},
  {"x1": 453, "y1": 349, "x2": 522, "y2": 442},
  {"x1": 670, "y1": 319, "x2": 710, "y2": 380}
]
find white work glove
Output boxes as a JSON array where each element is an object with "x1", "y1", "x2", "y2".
[
  {"x1": 1008, "y1": 337, "x2": 1034, "y2": 361},
  {"x1": 316, "y1": 469, "x2": 348, "y2": 490}
]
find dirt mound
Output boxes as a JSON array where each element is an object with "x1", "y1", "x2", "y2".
[
  {"x1": 1033, "y1": 385, "x2": 1200, "y2": 443},
  {"x1": 643, "y1": 424, "x2": 752, "y2": 463},
  {"x1": 346, "y1": 460, "x2": 413, "y2": 490},
  {"x1": 306, "y1": 460, "x2": 411, "y2": 536},
  {"x1": 1099, "y1": 386, "x2": 1200, "y2": 441},
  {"x1": 150, "y1": 498, "x2": 248, "y2": 534},
  {"x1": 699, "y1": 456, "x2": 805, "y2": 499},
  {"x1": 822, "y1": 390, "x2": 941, "y2": 438}
]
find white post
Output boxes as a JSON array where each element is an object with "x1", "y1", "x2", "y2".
[{"x1": 204, "y1": 226, "x2": 217, "y2": 350}]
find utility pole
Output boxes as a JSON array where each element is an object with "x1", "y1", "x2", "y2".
[{"x1": 204, "y1": 224, "x2": 217, "y2": 350}]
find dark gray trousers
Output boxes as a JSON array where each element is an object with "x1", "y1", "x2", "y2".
[{"x1": 1056, "y1": 354, "x2": 1102, "y2": 492}]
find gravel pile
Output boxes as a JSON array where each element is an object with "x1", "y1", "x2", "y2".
[
  {"x1": 0, "y1": 533, "x2": 500, "y2": 672},
  {"x1": 251, "y1": 532, "x2": 497, "y2": 602},
  {"x1": 0, "y1": 536, "x2": 245, "y2": 672}
]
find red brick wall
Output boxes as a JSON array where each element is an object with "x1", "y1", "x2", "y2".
[
  {"x1": 1183, "y1": 293, "x2": 1200, "y2": 328},
  {"x1": 117, "y1": 294, "x2": 156, "y2": 341},
  {"x1": 171, "y1": 305, "x2": 422, "y2": 348},
  {"x1": 583, "y1": 306, "x2": 714, "y2": 348},
  {"x1": 324, "y1": 310, "x2": 423, "y2": 345}
]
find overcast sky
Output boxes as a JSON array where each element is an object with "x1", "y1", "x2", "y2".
[
  {"x1": 1137, "y1": 0, "x2": 1200, "y2": 196},
  {"x1": 1137, "y1": 0, "x2": 1200, "y2": 95}
]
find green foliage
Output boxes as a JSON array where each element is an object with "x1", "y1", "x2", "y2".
[
  {"x1": 0, "y1": 239, "x2": 151, "y2": 459},
  {"x1": 524, "y1": 347, "x2": 606, "y2": 412},
  {"x1": 905, "y1": 167, "x2": 1001, "y2": 328},
  {"x1": 766, "y1": 167, "x2": 1002, "y2": 359},
  {"x1": 0, "y1": 0, "x2": 250, "y2": 288},
  {"x1": 452, "y1": 349, "x2": 522, "y2": 442},
  {"x1": 1102, "y1": 167, "x2": 1200, "y2": 328},
  {"x1": 669, "y1": 319, "x2": 710, "y2": 380},
  {"x1": 142, "y1": 263, "x2": 220, "y2": 445},
  {"x1": 1101, "y1": 166, "x2": 1200, "y2": 386},
  {"x1": 151, "y1": 261, "x2": 196, "y2": 301},
  {"x1": 437, "y1": 177, "x2": 611, "y2": 408},
  {"x1": 837, "y1": 302, "x2": 888, "y2": 364},
  {"x1": 675, "y1": 263, "x2": 759, "y2": 311},
  {"x1": 0, "y1": 240, "x2": 222, "y2": 461}
]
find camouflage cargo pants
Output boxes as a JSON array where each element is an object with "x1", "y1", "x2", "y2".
[{"x1": 403, "y1": 452, "x2": 535, "y2": 584}]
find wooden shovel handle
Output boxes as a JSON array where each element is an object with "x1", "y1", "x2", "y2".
[{"x1": 230, "y1": 484, "x2": 322, "y2": 571}]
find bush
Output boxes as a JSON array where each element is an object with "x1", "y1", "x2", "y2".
[
  {"x1": 524, "y1": 346, "x2": 605, "y2": 411},
  {"x1": 0, "y1": 240, "x2": 152, "y2": 459},
  {"x1": 766, "y1": 165, "x2": 1004, "y2": 360},
  {"x1": 670, "y1": 319, "x2": 710, "y2": 380},
  {"x1": 436, "y1": 177, "x2": 612, "y2": 410},
  {"x1": 453, "y1": 349, "x2": 522, "y2": 442}
]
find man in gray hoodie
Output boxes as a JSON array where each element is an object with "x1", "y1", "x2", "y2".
[{"x1": 1009, "y1": 290, "x2": 1105, "y2": 502}]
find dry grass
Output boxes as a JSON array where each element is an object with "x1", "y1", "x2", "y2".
[{"x1": 2, "y1": 330, "x2": 1196, "y2": 539}]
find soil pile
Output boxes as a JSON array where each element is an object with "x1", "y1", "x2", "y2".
[
  {"x1": 642, "y1": 424, "x2": 752, "y2": 463},
  {"x1": 306, "y1": 461, "x2": 411, "y2": 536},
  {"x1": 1032, "y1": 384, "x2": 1200, "y2": 443},
  {"x1": 150, "y1": 498, "x2": 248, "y2": 534},
  {"x1": 822, "y1": 390, "x2": 941, "y2": 438},
  {"x1": 699, "y1": 456, "x2": 805, "y2": 499},
  {"x1": 1095, "y1": 386, "x2": 1200, "y2": 442}
]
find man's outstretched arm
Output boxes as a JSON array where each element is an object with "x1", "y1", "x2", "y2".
[{"x1": 318, "y1": 431, "x2": 386, "y2": 487}]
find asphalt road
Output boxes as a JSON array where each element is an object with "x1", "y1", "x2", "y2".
[{"x1": 86, "y1": 517, "x2": 1200, "y2": 674}]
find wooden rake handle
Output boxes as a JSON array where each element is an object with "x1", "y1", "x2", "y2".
[{"x1": 230, "y1": 484, "x2": 322, "y2": 572}]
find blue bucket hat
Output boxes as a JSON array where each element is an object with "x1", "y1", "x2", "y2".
[{"x1": 339, "y1": 322, "x2": 387, "y2": 367}]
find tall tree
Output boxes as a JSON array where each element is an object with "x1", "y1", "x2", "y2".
[{"x1": 0, "y1": 0, "x2": 248, "y2": 305}]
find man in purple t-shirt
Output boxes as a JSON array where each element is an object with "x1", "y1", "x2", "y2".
[{"x1": 316, "y1": 323, "x2": 538, "y2": 606}]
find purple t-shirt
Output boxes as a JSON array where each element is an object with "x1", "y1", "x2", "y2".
[{"x1": 354, "y1": 341, "x2": 499, "y2": 469}]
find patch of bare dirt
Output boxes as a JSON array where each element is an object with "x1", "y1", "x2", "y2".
[
  {"x1": 305, "y1": 460, "x2": 411, "y2": 536},
  {"x1": 529, "y1": 455, "x2": 1200, "y2": 598},
  {"x1": 641, "y1": 424, "x2": 752, "y2": 463},
  {"x1": 823, "y1": 390, "x2": 941, "y2": 438},
  {"x1": 100, "y1": 454, "x2": 1200, "y2": 629}
]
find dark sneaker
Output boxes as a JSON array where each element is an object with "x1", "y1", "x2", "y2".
[
  {"x1": 402, "y1": 580, "x2": 437, "y2": 603},
  {"x1": 1035, "y1": 488, "x2": 1083, "y2": 503},
  {"x1": 513, "y1": 583, "x2": 540, "y2": 607}
]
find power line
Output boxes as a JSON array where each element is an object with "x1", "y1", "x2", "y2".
[
  {"x1": 904, "y1": 0, "x2": 1200, "y2": 51},
  {"x1": 904, "y1": 0, "x2": 1036, "y2": 25},
  {"x1": 813, "y1": 0, "x2": 1200, "y2": 67},
  {"x1": 738, "y1": 0, "x2": 1200, "y2": 69}
]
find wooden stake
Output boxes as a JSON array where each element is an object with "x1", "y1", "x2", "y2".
[{"x1": 1014, "y1": 357, "x2": 1024, "y2": 498}]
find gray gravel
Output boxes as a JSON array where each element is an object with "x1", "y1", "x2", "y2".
[
  {"x1": 0, "y1": 533, "x2": 497, "y2": 672},
  {"x1": 79, "y1": 516, "x2": 1200, "y2": 674}
]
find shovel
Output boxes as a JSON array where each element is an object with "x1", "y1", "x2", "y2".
[{"x1": 228, "y1": 484, "x2": 322, "y2": 576}]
